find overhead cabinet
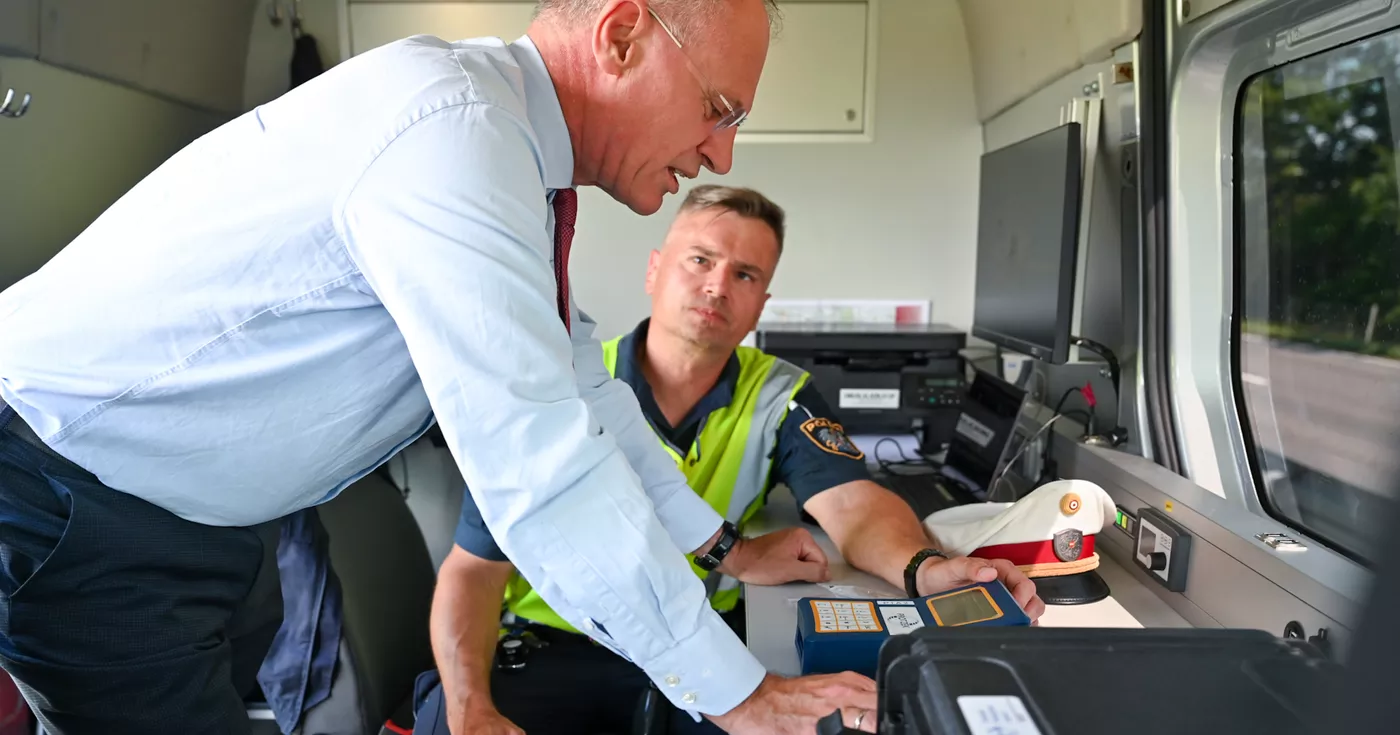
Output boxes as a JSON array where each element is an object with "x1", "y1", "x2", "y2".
[
  {"x1": 0, "y1": 0, "x2": 40, "y2": 58},
  {"x1": 1, "y1": 0, "x2": 253, "y2": 114}
]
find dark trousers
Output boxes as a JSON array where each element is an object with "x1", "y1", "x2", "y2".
[
  {"x1": 0, "y1": 405, "x2": 284, "y2": 734},
  {"x1": 413, "y1": 611, "x2": 744, "y2": 735}
]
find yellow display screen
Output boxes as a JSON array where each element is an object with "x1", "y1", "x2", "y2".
[{"x1": 926, "y1": 587, "x2": 1002, "y2": 626}]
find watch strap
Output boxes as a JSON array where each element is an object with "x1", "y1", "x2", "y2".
[
  {"x1": 697, "y1": 521, "x2": 739, "y2": 571},
  {"x1": 904, "y1": 548, "x2": 949, "y2": 597}
]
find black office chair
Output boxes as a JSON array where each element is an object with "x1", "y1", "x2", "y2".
[{"x1": 306, "y1": 472, "x2": 438, "y2": 734}]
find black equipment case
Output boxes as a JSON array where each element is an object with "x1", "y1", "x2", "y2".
[{"x1": 817, "y1": 626, "x2": 1340, "y2": 734}]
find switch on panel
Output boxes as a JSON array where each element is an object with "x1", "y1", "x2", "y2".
[{"x1": 1134, "y1": 507, "x2": 1191, "y2": 592}]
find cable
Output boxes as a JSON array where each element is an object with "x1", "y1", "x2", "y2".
[
  {"x1": 987, "y1": 414, "x2": 1063, "y2": 503},
  {"x1": 1059, "y1": 408, "x2": 1093, "y2": 425},
  {"x1": 1040, "y1": 386, "x2": 1094, "y2": 483},
  {"x1": 1069, "y1": 335, "x2": 1130, "y2": 447},
  {"x1": 1053, "y1": 387, "x2": 1092, "y2": 431},
  {"x1": 1070, "y1": 335, "x2": 1121, "y2": 398},
  {"x1": 874, "y1": 436, "x2": 941, "y2": 475}
]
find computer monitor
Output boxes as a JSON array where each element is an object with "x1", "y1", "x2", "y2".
[{"x1": 971, "y1": 122, "x2": 1084, "y2": 364}]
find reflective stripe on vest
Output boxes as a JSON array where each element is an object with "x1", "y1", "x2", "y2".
[{"x1": 502, "y1": 339, "x2": 809, "y2": 632}]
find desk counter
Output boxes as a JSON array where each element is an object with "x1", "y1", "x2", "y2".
[{"x1": 742, "y1": 485, "x2": 1191, "y2": 676}]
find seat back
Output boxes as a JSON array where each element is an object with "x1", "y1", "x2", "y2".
[{"x1": 303, "y1": 472, "x2": 438, "y2": 733}]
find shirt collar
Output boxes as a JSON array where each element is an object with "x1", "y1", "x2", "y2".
[
  {"x1": 508, "y1": 35, "x2": 574, "y2": 191},
  {"x1": 615, "y1": 319, "x2": 742, "y2": 434}
]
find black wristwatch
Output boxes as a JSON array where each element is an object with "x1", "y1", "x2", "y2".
[
  {"x1": 904, "y1": 548, "x2": 949, "y2": 597},
  {"x1": 696, "y1": 521, "x2": 740, "y2": 571}
]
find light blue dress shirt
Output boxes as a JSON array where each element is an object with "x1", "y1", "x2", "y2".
[{"x1": 0, "y1": 34, "x2": 764, "y2": 716}]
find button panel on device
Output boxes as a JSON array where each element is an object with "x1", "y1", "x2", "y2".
[{"x1": 811, "y1": 600, "x2": 884, "y2": 633}]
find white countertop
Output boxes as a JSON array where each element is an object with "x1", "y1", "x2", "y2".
[{"x1": 741, "y1": 484, "x2": 1190, "y2": 676}]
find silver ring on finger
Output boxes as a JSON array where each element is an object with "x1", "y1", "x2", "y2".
[{"x1": 854, "y1": 709, "x2": 867, "y2": 728}]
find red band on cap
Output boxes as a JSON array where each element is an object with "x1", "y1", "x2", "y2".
[{"x1": 970, "y1": 535, "x2": 1096, "y2": 566}]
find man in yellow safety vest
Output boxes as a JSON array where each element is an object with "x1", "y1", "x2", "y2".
[{"x1": 414, "y1": 185, "x2": 1045, "y2": 735}]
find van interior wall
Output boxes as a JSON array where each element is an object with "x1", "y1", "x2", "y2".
[
  {"x1": 0, "y1": 57, "x2": 228, "y2": 290},
  {"x1": 980, "y1": 48, "x2": 1138, "y2": 450},
  {"x1": 244, "y1": 0, "x2": 344, "y2": 109}
]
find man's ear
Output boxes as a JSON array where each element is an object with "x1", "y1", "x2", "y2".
[
  {"x1": 592, "y1": 0, "x2": 649, "y2": 77},
  {"x1": 748, "y1": 292, "x2": 772, "y2": 330},
  {"x1": 644, "y1": 249, "x2": 661, "y2": 294}
]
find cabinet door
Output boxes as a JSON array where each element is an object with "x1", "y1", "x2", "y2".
[
  {"x1": 0, "y1": 0, "x2": 40, "y2": 58},
  {"x1": 345, "y1": 0, "x2": 875, "y2": 138},
  {"x1": 36, "y1": 0, "x2": 251, "y2": 113},
  {"x1": 349, "y1": 2, "x2": 536, "y2": 56},
  {"x1": 744, "y1": 1, "x2": 870, "y2": 135}
]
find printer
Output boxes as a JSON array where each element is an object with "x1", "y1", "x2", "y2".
[{"x1": 755, "y1": 322, "x2": 967, "y2": 452}]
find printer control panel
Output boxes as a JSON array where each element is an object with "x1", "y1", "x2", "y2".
[{"x1": 903, "y1": 373, "x2": 965, "y2": 409}]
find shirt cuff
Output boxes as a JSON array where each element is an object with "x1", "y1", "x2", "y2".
[
  {"x1": 631, "y1": 607, "x2": 767, "y2": 717},
  {"x1": 653, "y1": 485, "x2": 726, "y2": 554}
]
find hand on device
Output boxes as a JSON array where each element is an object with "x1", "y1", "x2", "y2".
[
  {"x1": 707, "y1": 672, "x2": 878, "y2": 734},
  {"x1": 917, "y1": 555, "x2": 1045, "y2": 622}
]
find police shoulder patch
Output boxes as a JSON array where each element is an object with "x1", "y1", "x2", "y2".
[{"x1": 800, "y1": 417, "x2": 865, "y2": 460}]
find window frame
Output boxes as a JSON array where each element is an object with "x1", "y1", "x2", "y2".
[
  {"x1": 1229, "y1": 28, "x2": 1400, "y2": 566},
  {"x1": 1163, "y1": 0, "x2": 1381, "y2": 601}
]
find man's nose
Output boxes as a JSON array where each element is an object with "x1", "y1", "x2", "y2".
[
  {"x1": 699, "y1": 126, "x2": 738, "y2": 176},
  {"x1": 702, "y1": 268, "x2": 732, "y2": 298}
]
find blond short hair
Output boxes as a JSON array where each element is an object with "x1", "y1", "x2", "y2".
[{"x1": 678, "y1": 184, "x2": 785, "y2": 255}]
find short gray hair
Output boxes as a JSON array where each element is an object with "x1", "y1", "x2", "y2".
[
  {"x1": 534, "y1": 0, "x2": 782, "y2": 38},
  {"x1": 679, "y1": 184, "x2": 785, "y2": 255}
]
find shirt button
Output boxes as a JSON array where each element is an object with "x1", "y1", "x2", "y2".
[
  {"x1": 665, "y1": 675, "x2": 680, "y2": 687},
  {"x1": 682, "y1": 692, "x2": 697, "y2": 705}
]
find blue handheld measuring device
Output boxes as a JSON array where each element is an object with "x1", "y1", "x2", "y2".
[{"x1": 796, "y1": 579, "x2": 1030, "y2": 677}]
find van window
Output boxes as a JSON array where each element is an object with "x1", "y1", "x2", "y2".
[{"x1": 1236, "y1": 30, "x2": 1400, "y2": 561}]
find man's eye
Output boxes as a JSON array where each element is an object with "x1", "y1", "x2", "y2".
[{"x1": 692, "y1": 256, "x2": 709, "y2": 265}]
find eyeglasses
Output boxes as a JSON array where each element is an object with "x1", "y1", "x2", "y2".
[{"x1": 647, "y1": 7, "x2": 749, "y2": 131}]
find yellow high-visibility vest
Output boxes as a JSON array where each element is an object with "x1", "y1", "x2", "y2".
[{"x1": 502, "y1": 337, "x2": 810, "y2": 633}]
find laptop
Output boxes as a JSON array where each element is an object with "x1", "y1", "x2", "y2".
[{"x1": 880, "y1": 369, "x2": 1029, "y2": 514}]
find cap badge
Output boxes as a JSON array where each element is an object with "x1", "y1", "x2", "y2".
[
  {"x1": 1053, "y1": 528, "x2": 1084, "y2": 562},
  {"x1": 1060, "y1": 493, "x2": 1082, "y2": 516}
]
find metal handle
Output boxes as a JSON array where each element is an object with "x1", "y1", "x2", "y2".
[{"x1": 0, "y1": 87, "x2": 32, "y2": 118}]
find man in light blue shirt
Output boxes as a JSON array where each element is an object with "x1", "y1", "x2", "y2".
[{"x1": 0, "y1": 1, "x2": 877, "y2": 733}]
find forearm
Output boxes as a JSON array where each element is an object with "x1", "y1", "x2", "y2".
[
  {"x1": 842, "y1": 507, "x2": 934, "y2": 591},
  {"x1": 807, "y1": 481, "x2": 937, "y2": 592},
  {"x1": 430, "y1": 547, "x2": 515, "y2": 726}
]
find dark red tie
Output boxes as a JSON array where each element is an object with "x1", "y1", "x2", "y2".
[{"x1": 552, "y1": 188, "x2": 577, "y2": 334}]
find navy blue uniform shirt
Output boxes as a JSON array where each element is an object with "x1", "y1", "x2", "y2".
[{"x1": 455, "y1": 320, "x2": 872, "y2": 561}]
